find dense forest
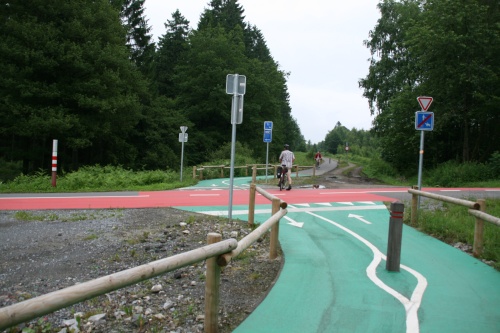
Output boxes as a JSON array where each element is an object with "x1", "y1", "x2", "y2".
[
  {"x1": 0, "y1": 0, "x2": 304, "y2": 175},
  {"x1": 358, "y1": 0, "x2": 500, "y2": 173},
  {"x1": 1, "y1": 0, "x2": 498, "y2": 179}
]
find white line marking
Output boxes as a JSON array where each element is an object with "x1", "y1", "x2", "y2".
[
  {"x1": 284, "y1": 216, "x2": 304, "y2": 228},
  {"x1": 440, "y1": 190, "x2": 460, "y2": 192},
  {"x1": 0, "y1": 195, "x2": 150, "y2": 200},
  {"x1": 338, "y1": 202, "x2": 355, "y2": 206},
  {"x1": 307, "y1": 212, "x2": 427, "y2": 333},
  {"x1": 196, "y1": 205, "x2": 387, "y2": 216},
  {"x1": 348, "y1": 213, "x2": 372, "y2": 225},
  {"x1": 189, "y1": 194, "x2": 220, "y2": 197}
]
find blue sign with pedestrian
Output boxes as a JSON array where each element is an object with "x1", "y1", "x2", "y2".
[
  {"x1": 415, "y1": 111, "x2": 434, "y2": 131},
  {"x1": 264, "y1": 121, "x2": 273, "y2": 130}
]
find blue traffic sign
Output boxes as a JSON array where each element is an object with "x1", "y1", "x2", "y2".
[
  {"x1": 264, "y1": 121, "x2": 273, "y2": 130},
  {"x1": 263, "y1": 129, "x2": 272, "y2": 143},
  {"x1": 415, "y1": 111, "x2": 434, "y2": 131}
]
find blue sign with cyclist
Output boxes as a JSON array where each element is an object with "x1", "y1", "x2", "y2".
[
  {"x1": 263, "y1": 130, "x2": 272, "y2": 143},
  {"x1": 263, "y1": 121, "x2": 273, "y2": 142}
]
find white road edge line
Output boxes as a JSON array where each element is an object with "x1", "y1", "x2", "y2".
[{"x1": 307, "y1": 211, "x2": 428, "y2": 333}]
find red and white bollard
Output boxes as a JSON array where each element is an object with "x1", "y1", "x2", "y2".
[{"x1": 51, "y1": 139, "x2": 58, "y2": 187}]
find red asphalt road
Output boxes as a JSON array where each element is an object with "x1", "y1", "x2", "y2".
[{"x1": 0, "y1": 188, "x2": 403, "y2": 210}]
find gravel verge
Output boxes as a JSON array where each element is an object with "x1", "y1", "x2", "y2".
[{"x1": 0, "y1": 208, "x2": 281, "y2": 333}]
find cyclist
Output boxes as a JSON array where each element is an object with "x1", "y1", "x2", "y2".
[
  {"x1": 315, "y1": 151, "x2": 322, "y2": 168},
  {"x1": 279, "y1": 144, "x2": 295, "y2": 190}
]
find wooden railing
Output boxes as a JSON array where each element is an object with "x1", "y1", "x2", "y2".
[
  {"x1": 0, "y1": 187, "x2": 288, "y2": 333},
  {"x1": 193, "y1": 163, "x2": 317, "y2": 180},
  {"x1": 409, "y1": 188, "x2": 500, "y2": 257}
]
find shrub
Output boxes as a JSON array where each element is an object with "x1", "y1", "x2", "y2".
[{"x1": 427, "y1": 161, "x2": 492, "y2": 187}]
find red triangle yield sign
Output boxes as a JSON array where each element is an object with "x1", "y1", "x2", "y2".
[{"x1": 417, "y1": 96, "x2": 433, "y2": 111}]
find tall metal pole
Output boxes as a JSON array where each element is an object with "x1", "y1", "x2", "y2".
[
  {"x1": 265, "y1": 142, "x2": 269, "y2": 183},
  {"x1": 179, "y1": 126, "x2": 187, "y2": 182},
  {"x1": 228, "y1": 74, "x2": 239, "y2": 221},
  {"x1": 417, "y1": 131, "x2": 425, "y2": 208},
  {"x1": 180, "y1": 139, "x2": 185, "y2": 182}
]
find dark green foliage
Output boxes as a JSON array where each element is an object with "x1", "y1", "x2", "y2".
[
  {"x1": 426, "y1": 161, "x2": 493, "y2": 187},
  {"x1": 0, "y1": 0, "x2": 304, "y2": 178},
  {"x1": 489, "y1": 152, "x2": 500, "y2": 178},
  {"x1": 0, "y1": 0, "x2": 147, "y2": 172},
  {"x1": 360, "y1": 0, "x2": 500, "y2": 172}
]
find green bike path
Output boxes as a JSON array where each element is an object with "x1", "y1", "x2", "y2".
[{"x1": 177, "y1": 202, "x2": 500, "y2": 332}]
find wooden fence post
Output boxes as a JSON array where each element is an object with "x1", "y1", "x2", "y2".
[
  {"x1": 411, "y1": 185, "x2": 418, "y2": 226},
  {"x1": 252, "y1": 165, "x2": 257, "y2": 183},
  {"x1": 248, "y1": 183, "x2": 256, "y2": 227},
  {"x1": 269, "y1": 198, "x2": 280, "y2": 259},
  {"x1": 193, "y1": 166, "x2": 197, "y2": 179},
  {"x1": 473, "y1": 199, "x2": 486, "y2": 258},
  {"x1": 205, "y1": 233, "x2": 222, "y2": 333},
  {"x1": 386, "y1": 202, "x2": 404, "y2": 272}
]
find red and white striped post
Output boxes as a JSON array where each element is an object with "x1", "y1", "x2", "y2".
[{"x1": 51, "y1": 139, "x2": 58, "y2": 187}]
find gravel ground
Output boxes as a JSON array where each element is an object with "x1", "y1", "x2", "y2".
[{"x1": 0, "y1": 208, "x2": 281, "y2": 333}]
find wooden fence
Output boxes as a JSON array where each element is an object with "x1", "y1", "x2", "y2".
[
  {"x1": 408, "y1": 188, "x2": 500, "y2": 257},
  {"x1": 193, "y1": 164, "x2": 317, "y2": 180},
  {"x1": 0, "y1": 187, "x2": 288, "y2": 333}
]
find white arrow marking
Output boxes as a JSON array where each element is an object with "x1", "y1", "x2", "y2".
[
  {"x1": 284, "y1": 216, "x2": 304, "y2": 228},
  {"x1": 348, "y1": 213, "x2": 372, "y2": 225},
  {"x1": 338, "y1": 202, "x2": 354, "y2": 206},
  {"x1": 359, "y1": 201, "x2": 376, "y2": 205}
]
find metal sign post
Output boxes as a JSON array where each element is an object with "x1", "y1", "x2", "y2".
[
  {"x1": 263, "y1": 121, "x2": 273, "y2": 182},
  {"x1": 179, "y1": 126, "x2": 188, "y2": 181},
  {"x1": 226, "y1": 74, "x2": 246, "y2": 220},
  {"x1": 415, "y1": 96, "x2": 434, "y2": 209}
]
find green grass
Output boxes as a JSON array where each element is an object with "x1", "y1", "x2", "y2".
[
  {"x1": 407, "y1": 199, "x2": 500, "y2": 270},
  {"x1": 0, "y1": 165, "x2": 198, "y2": 193}
]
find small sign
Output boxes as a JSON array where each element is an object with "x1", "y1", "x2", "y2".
[
  {"x1": 178, "y1": 133, "x2": 188, "y2": 142},
  {"x1": 226, "y1": 74, "x2": 246, "y2": 95},
  {"x1": 263, "y1": 129, "x2": 272, "y2": 143},
  {"x1": 415, "y1": 111, "x2": 434, "y2": 131},
  {"x1": 180, "y1": 126, "x2": 188, "y2": 133},
  {"x1": 264, "y1": 121, "x2": 273, "y2": 130},
  {"x1": 417, "y1": 96, "x2": 433, "y2": 111}
]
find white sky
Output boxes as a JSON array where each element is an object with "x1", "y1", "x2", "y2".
[{"x1": 143, "y1": 0, "x2": 381, "y2": 144}]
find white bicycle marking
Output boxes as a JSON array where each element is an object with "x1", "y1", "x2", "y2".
[{"x1": 307, "y1": 211, "x2": 428, "y2": 333}]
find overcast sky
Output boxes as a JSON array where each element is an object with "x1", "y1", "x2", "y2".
[{"x1": 143, "y1": 0, "x2": 381, "y2": 144}]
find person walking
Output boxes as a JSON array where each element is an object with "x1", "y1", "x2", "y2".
[{"x1": 279, "y1": 144, "x2": 295, "y2": 190}]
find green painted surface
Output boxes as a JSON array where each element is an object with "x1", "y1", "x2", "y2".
[{"x1": 177, "y1": 202, "x2": 500, "y2": 332}]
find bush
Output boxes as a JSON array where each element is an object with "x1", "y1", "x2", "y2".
[
  {"x1": 427, "y1": 161, "x2": 492, "y2": 187},
  {"x1": 0, "y1": 159, "x2": 23, "y2": 182},
  {"x1": 488, "y1": 151, "x2": 500, "y2": 178}
]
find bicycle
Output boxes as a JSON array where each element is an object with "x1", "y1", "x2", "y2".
[{"x1": 277, "y1": 165, "x2": 289, "y2": 191}]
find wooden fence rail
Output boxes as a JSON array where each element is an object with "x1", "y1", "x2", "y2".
[
  {"x1": 0, "y1": 186, "x2": 287, "y2": 333},
  {"x1": 193, "y1": 164, "x2": 317, "y2": 180},
  {"x1": 408, "y1": 188, "x2": 499, "y2": 257},
  {"x1": 0, "y1": 239, "x2": 238, "y2": 331}
]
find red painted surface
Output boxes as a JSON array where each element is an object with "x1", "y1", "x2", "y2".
[{"x1": 1, "y1": 187, "x2": 497, "y2": 211}]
